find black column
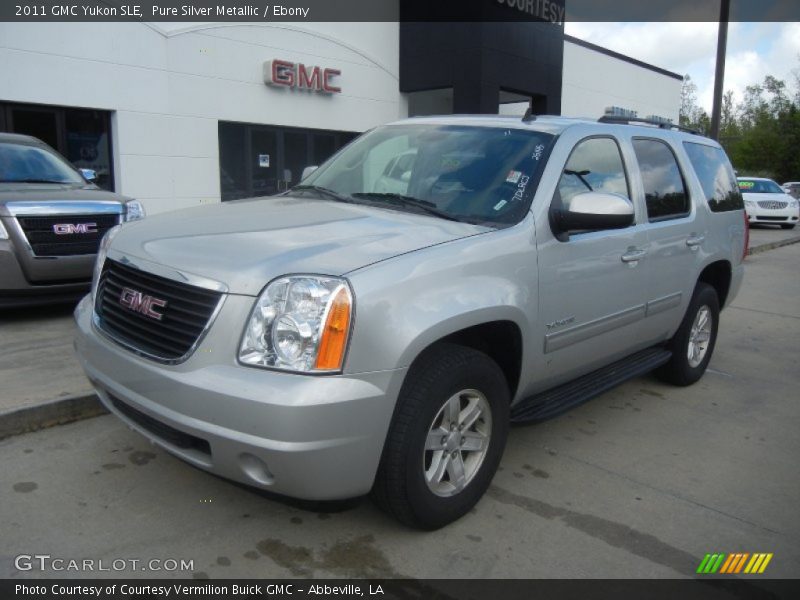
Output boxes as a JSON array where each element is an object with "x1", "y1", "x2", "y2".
[{"x1": 401, "y1": 19, "x2": 564, "y2": 116}]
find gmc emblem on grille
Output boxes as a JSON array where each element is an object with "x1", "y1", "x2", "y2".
[
  {"x1": 52, "y1": 223, "x2": 97, "y2": 235},
  {"x1": 119, "y1": 287, "x2": 167, "y2": 321}
]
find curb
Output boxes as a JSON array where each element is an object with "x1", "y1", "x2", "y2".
[
  {"x1": 0, "y1": 394, "x2": 107, "y2": 441},
  {"x1": 2, "y1": 235, "x2": 800, "y2": 441},
  {"x1": 748, "y1": 235, "x2": 800, "y2": 256}
]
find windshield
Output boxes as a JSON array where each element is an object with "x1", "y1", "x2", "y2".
[
  {"x1": 0, "y1": 142, "x2": 85, "y2": 184},
  {"x1": 299, "y1": 124, "x2": 555, "y2": 226},
  {"x1": 737, "y1": 179, "x2": 783, "y2": 194}
]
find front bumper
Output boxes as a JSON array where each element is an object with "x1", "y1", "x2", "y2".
[
  {"x1": 1, "y1": 240, "x2": 89, "y2": 307},
  {"x1": 745, "y1": 205, "x2": 799, "y2": 224},
  {"x1": 73, "y1": 295, "x2": 406, "y2": 500}
]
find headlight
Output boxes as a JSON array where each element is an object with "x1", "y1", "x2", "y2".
[
  {"x1": 239, "y1": 276, "x2": 353, "y2": 373},
  {"x1": 91, "y1": 224, "x2": 121, "y2": 304},
  {"x1": 124, "y1": 200, "x2": 146, "y2": 222},
  {"x1": 744, "y1": 200, "x2": 756, "y2": 209},
  {"x1": 0, "y1": 219, "x2": 8, "y2": 240}
]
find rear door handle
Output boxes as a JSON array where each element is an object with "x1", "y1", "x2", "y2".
[
  {"x1": 686, "y1": 234, "x2": 705, "y2": 248},
  {"x1": 621, "y1": 249, "x2": 647, "y2": 263}
]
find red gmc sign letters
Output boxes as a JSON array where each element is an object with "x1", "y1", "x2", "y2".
[
  {"x1": 264, "y1": 59, "x2": 341, "y2": 94},
  {"x1": 119, "y1": 287, "x2": 168, "y2": 321}
]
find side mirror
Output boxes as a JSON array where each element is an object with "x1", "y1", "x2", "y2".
[
  {"x1": 80, "y1": 168, "x2": 97, "y2": 182},
  {"x1": 301, "y1": 166, "x2": 318, "y2": 181},
  {"x1": 552, "y1": 192, "x2": 634, "y2": 237}
]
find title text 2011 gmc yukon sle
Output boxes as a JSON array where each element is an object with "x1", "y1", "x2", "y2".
[
  {"x1": 74, "y1": 116, "x2": 746, "y2": 529},
  {"x1": 0, "y1": 133, "x2": 144, "y2": 307}
]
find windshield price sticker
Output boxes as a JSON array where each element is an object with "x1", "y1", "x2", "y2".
[
  {"x1": 738, "y1": 181, "x2": 754, "y2": 189},
  {"x1": 494, "y1": 199, "x2": 508, "y2": 211},
  {"x1": 506, "y1": 170, "x2": 522, "y2": 184}
]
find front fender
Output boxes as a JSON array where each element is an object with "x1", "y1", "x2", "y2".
[{"x1": 343, "y1": 218, "x2": 537, "y2": 377}]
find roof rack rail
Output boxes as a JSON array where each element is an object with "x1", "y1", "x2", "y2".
[{"x1": 597, "y1": 115, "x2": 704, "y2": 136}]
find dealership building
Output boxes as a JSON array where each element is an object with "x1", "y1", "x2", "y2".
[{"x1": 0, "y1": 19, "x2": 682, "y2": 214}]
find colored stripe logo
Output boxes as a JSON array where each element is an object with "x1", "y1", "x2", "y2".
[{"x1": 696, "y1": 553, "x2": 773, "y2": 574}]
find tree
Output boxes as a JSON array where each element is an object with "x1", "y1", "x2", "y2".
[
  {"x1": 791, "y1": 54, "x2": 800, "y2": 106},
  {"x1": 690, "y1": 59, "x2": 800, "y2": 182},
  {"x1": 680, "y1": 75, "x2": 710, "y2": 132},
  {"x1": 720, "y1": 90, "x2": 738, "y2": 135},
  {"x1": 680, "y1": 74, "x2": 699, "y2": 127}
]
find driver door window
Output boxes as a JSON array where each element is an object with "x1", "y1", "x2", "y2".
[{"x1": 555, "y1": 137, "x2": 630, "y2": 211}]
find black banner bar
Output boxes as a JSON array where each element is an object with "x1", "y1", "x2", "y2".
[
  {"x1": 4, "y1": 579, "x2": 800, "y2": 600},
  {"x1": 1, "y1": 0, "x2": 800, "y2": 22}
]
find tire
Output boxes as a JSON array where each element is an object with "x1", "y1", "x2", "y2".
[
  {"x1": 780, "y1": 224, "x2": 796, "y2": 230},
  {"x1": 372, "y1": 343, "x2": 509, "y2": 529},
  {"x1": 656, "y1": 282, "x2": 719, "y2": 386}
]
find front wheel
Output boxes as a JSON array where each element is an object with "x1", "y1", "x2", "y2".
[
  {"x1": 657, "y1": 282, "x2": 719, "y2": 386},
  {"x1": 372, "y1": 343, "x2": 509, "y2": 529}
]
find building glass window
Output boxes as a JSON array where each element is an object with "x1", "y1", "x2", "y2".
[
  {"x1": 1, "y1": 102, "x2": 114, "y2": 191},
  {"x1": 218, "y1": 122, "x2": 358, "y2": 201}
]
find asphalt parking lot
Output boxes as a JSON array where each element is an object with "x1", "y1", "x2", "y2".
[{"x1": 1, "y1": 242, "x2": 799, "y2": 580}]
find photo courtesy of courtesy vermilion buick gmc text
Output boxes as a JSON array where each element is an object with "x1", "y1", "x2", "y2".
[{"x1": 73, "y1": 115, "x2": 747, "y2": 529}]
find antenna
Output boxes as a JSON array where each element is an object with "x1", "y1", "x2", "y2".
[{"x1": 522, "y1": 101, "x2": 536, "y2": 123}]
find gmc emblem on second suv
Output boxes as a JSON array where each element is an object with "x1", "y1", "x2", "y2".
[
  {"x1": 52, "y1": 223, "x2": 97, "y2": 235},
  {"x1": 119, "y1": 287, "x2": 167, "y2": 321}
]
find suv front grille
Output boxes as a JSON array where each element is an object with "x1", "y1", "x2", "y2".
[
  {"x1": 95, "y1": 259, "x2": 223, "y2": 361},
  {"x1": 757, "y1": 200, "x2": 788, "y2": 210},
  {"x1": 17, "y1": 214, "x2": 120, "y2": 256}
]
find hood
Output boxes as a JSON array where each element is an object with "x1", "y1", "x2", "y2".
[
  {"x1": 741, "y1": 192, "x2": 794, "y2": 203},
  {"x1": 109, "y1": 195, "x2": 489, "y2": 296},
  {"x1": 0, "y1": 182, "x2": 132, "y2": 212}
]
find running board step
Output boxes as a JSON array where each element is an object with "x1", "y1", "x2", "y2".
[{"x1": 510, "y1": 347, "x2": 672, "y2": 423}]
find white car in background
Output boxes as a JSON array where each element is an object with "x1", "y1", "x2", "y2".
[{"x1": 737, "y1": 177, "x2": 799, "y2": 230}]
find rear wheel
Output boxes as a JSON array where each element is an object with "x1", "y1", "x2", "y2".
[
  {"x1": 372, "y1": 343, "x2": 509, "y2": 529},
  {"x1": 657, "y1": 282, "x2": 719, "y2": 386}
]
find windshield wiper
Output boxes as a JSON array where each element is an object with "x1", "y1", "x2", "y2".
[
  {"x1": 351, "y1": 192, "x2": 462, "y2": 222},
  {"x1": 292, "y1": 184, "x2": 356, "y2": 203}
]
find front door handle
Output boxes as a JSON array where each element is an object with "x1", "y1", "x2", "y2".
[
  {"x1": 686, "y1": 234, "x2": 705, "y2": 248},
  {"x1": 621, "y1": 249, "x2": 647, "y2": 263}
]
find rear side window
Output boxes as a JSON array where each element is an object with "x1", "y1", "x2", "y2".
[
  {"x1": 684, "y1": 142, "x2": 744, "y2": 212},
  {"x1": 633, "y1": 139, "x2": 689, "y2": 220}
]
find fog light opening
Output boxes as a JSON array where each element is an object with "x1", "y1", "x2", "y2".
[{"x1": 238, "y1": 453, "x2": 275, "y2": 485}]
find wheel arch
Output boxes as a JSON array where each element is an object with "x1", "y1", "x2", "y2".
[
  {"x1": 401, "y1": 317, "x2": 524, "y2": 401},
  {"x1": 698, "y1": 260, "x2": 732, "y2": 308}
]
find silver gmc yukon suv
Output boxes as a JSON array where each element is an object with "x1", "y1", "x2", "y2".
[
  {"x1": 0, "y1": 133, "x2": 144, "y2": 307},
  {"x1": 74, "y1": 116, "x2": 746, "y2": 528}
]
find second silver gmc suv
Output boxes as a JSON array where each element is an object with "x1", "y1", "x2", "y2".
[
  {"x1": 74, "y1": 115, "x2": 747, "y2": 528},
  {"x1": 0, "y1": 132, "x2": 144, "y2": 307}
]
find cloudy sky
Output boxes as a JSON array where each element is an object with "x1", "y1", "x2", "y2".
[{"x1": 564, "y1": 22, "x2": 800, "y2": 111}]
